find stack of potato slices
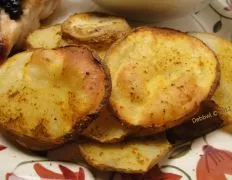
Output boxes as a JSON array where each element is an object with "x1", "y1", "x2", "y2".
[{"x1": 0, "y1": 12, "x2": 232, "y2": 174}]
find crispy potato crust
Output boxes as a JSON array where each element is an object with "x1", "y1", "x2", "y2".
[
  {"x1": 79, "y1": 136, "x2": 171, "y2": 173},
  {"x1": 0, "y1": 45, "x2": 111, "y2": 150},
  {"x1": 106, "y1": 27, "x2": 219, "y2": 129},
  {"x1": 190, "y1": 32, "x2": 232, "y2": 125}
]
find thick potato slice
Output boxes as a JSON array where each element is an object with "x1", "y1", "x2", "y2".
[
  {"x1": 79, "y1": 136, "x2": 171, "y2": 173},
  {"x1": 0, "y1": 46, "x2": 111, "y2": 150},
  {"x1": 190, "y1": 33, "x2": 232, "y2": 125},
  {"x1": 106, "y1": 27, "x2": 219, "y2": 129},
  {"x1": 82, "y1": 106, "x2": 129, "y2": 143},
  {"x1": 61, "y1": 12, "x2": 131, "y2": 47},
  {"x1": 26, "y1": 25, "x2": 68, "y2": 49}
]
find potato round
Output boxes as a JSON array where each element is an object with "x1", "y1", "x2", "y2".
[
  {"x1": 190, "y1": 33, "x2": 232, "y2": 125},
  {"x1": 79, "y1": 136, "x2": 171, "y2": 173},
  {"x1": 105, "y1": 27, "x2": 219, "y2": 129},
  {"x1": 61, "y1": 12, "x2": 131, "y2": 46},
  {"x1": 0, "y1": 46, "x2": 111, "y2": 150}
]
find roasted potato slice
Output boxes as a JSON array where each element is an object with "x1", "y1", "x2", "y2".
[
  {"x1": 26, "y1": 25, "x2": 68, "y2": 49},
  {"x1": 61, "y1": 12, "x2": 131, "y2": 47},
  {"x1": 0, "y1": 46, "x2": 111, "y2": 150},
  {"x1": 79, "y1": 136, "x2": 171, "y2": 173},
  {"x1": 82, "y1": 106, "x2": 129, "y2": 143},
  {"x1": 190, "y1": 33, "x2": 232, "y2": 125},
  {"x1": 106, "y1": 27, "x2": 219, "y2": 129}
]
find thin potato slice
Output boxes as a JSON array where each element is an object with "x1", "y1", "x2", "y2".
[
  {"x1": 26, "y1": 25, "x2": 68, "y2": 49},
  {"x1": 0, "y1": 46, "x2": 111, "y2": 150},
  {"x1": 79, "y1": 136, "x2": 171, "y2": 173},
  {"x1": 106, "y1": 27, "x2": 219, "y2": 129},
  {"x1": 82, "y1": 106, "x2": 129, "y2": 143},
  {"x1": 190, "y1": 33, "x2": 232, "y2": 124},
  {"x1": 61, "y1": 12, "x2": 131, "y2": 46}
]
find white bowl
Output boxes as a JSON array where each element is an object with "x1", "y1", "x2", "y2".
[{"x1": 92, "y1": 0, "x2": 212, "y2": 21}]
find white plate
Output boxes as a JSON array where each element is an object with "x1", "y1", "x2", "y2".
[{"x1": 1, "y1": 0, "x2": 232, "y2": 180}]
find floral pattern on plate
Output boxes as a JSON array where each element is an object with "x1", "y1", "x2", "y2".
[
  {"x1": 5, "y1": 161, "x2": 92, "y2": 180},
  {"x1": 211, "y1": 0, "x2": 232, "y2": 18},
  {"x1": 196, "y1": 145, "x2": 232, "y2": 180}
]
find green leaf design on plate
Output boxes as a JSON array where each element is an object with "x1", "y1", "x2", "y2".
[
  {"x1": 213, "y1": 20, "x2": 222, "y2": 33},
  {"x1": 168, "y1": 142, "x2": 192, "y2": 159}
]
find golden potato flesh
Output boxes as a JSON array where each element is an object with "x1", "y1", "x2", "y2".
[
  {"x1": 0, "y1": 46, "x2": 111, "y2": 150},
  {"x1": 26, "y1": 25, "x2": 68, "y2": 49},
  {"x1": 82, "y1": 106, "x2": 129, "y2": 143},
  {"x1": 105, "y1": 27, "x2": 219, "y2": 129},
  {"x1": 79, "y1": 136, "x2": 171, "y2": 173},
  {"x1": 190, "y1": 33, "x2": 232, "y2": 125}
]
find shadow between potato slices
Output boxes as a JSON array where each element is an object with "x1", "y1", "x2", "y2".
[
  {"x1": 0, "y1": 45, "x2": 111, "y2": 150},
  {"x1": 82, "y1": 105, "x2": 168, "y2": 143}
]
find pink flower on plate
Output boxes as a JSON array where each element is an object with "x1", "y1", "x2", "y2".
[
  {"x1": 34, "y1": 163, "x2": 85, "y2": 180},
  {"x1": 197, "y1": 145, "x2": 232, "y2": 180},
  {"x1": 0, "y1": 144, "x2": 6, "y2": 151},
  {"x1": 224, "y1": 0, "x2": 232, "y2": 11},
  {"x1": 121, "y1": 166, "x2": 182, "y2": 180},
  {"x1": 6, "y1": 173, "x2": 25, "y2": 180},
  {"x1": 6, "y1": 163, "x2": 85, "y2": 180}
]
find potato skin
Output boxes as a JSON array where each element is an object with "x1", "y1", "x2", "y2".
[
  {"x1": 2, "y1": 130, "x2": 62, "y2": 151},
  {"x1": 0, "y1": 45, "x2": 111, "y2": 151},
  {"x1": 106, "y1": 27, "x2": 220, "y2": 131}
]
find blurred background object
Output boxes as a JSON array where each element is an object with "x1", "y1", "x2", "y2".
[{"x1": 92, "y1": 0, "x2": 212, "y2": 21}]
